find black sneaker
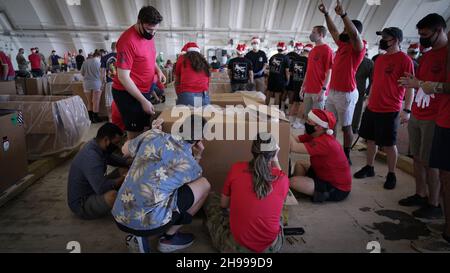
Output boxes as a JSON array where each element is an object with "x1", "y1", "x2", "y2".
[
  {"x1": 399, "y1": 194, "x2": 428, "y2": 207},
  {"x1": 353, "y1": 165, "x2": 375, "y2": 179},
  {"x1": 412, "y1": 204, "x2": 443, "y2": 220},
  {"x1": 384, "y1": 172, "x2": 397, "y2": 190}
]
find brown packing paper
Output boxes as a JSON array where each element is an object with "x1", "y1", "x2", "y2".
[
  {"x1": 159, "y1": 102, "x2": 290, "y2": 194},
  {"x1": 0, "y1": 95, "x2": 90, "y2": 159},
  {"x1": 0, "y1": 110, "x2": 28, "y2": 193},
  {"x1": 209, "y1": 83, "x2": 232, "y2": 94}
]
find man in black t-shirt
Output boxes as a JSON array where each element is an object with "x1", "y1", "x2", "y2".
[
  {"x1": 228, "y1": 44, "x2": 254, "y2": 92},
  {"x1": 76, "y1": 49, "x2": 85, "y2": 71},
  {"x1": 245, "y1": 37, "x2": 268, "y2": 92},
  {"x1": 266, "y1": 42, "x2": 290, "y2": 108},
  {"x1": 286, "y1": 43, "x2": 308, "y2": 122}
]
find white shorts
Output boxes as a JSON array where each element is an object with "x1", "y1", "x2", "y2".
[
  {"x1": 105, "y1": 82, "x2": 113, "y2": 107},
  {"x1": 326, "y1": 89, "x2": 359, "y2": 127}
]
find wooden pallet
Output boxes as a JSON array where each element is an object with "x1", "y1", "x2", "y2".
[{"x1": 0, "y1": 142, "x2": 84, "y2": 208}]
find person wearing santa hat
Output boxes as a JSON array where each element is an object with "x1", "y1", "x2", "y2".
[
  {"x1": 175, "y1": 42, "x2": 211, "y2": 107},
  {"x1": 301, "y1": 26, "x2": 333, "y2": 125},
  {"x1": 286, "y1": 42, "x2": 308, "y2": 128},
  {"x1": 227, "y1": 44, "x2": 254, "y2": 92},
  {"x1": 266, "y1": 42, "x2": 290, "y2": 109},
  {"x1": 290, "y1": 109, "x2": 352, "y2": 203},
  {"x1": 407, "y1": 43, "x2": 420, "y2": 72},
  {"x1": 245, "y1": 37, "x2": 268, "y2": 92}
]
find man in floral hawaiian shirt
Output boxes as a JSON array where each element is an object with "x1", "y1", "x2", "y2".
[{"x1": 112, "y1": 116, "x2": 211, "y2": 253}]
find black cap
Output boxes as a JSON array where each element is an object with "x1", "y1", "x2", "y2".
[{"x1": 376, "y1": 27, "x2": 403, "y2": 42}]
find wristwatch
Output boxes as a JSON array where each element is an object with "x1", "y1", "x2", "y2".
[{"x1": 403, "y1": 109, "x2": 411, "y2": 114}]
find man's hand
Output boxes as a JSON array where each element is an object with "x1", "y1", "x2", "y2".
[
  {"x1": 318, "y1": 0, "x2": 328, "y2": 14},
  {"x1": 140, "y1": 99, "x2": 155, "y2": 115},
  {"x1": 398, "y1": 72, "x2": 420, "y2": 89},
  {"x1": 335, "y1": 0, "x2": 345, "y2": 16},
  {"x1": 400, "y1": 111, "x2": 410, "y2": 125},
  {"x1": 192, "y1": 141, "x2": 205, "y2": 160},
  {"x1": 151, "y1": 118, "x2": 164, "y2": 130},
  {"x1": 158, "y1": 71, "x2": 167, "y2": 85}
]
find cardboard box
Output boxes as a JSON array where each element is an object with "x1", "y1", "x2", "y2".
[
  {"x1": 210, "y1": 92, "x2": 266, "y2": 107},
  {"x1": 15, "y1": 78, "x2": 27, "y2": 95},
  {"x1": 48, "y1": 73, "x2": 83, "y2": 95},
  {"x1": 0, "y1": 81, "x2": 17, "y2": 95},
  {"x1": 0, "y1": 95, "x2": 90, "y2": 159},
  {"x1": 209, "y1": 83, "x2": 231, "y2": 94},
  {"x1": 0, "y1": 110, "x2": 28, "y2": 193},
  {"x1": 25, "y1": 78, "x2": 45, "y2": 95},
  {"x1": 159, "y1": 103, "x2": 290, "y2": 193}
]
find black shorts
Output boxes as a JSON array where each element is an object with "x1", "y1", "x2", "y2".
[
  {"x1": 359, "y1": 109, "x2": 399, "y2": 147},
  {"x1": 268, "y1": 77, "x2": 286, "y2": 93},
  {"x1": 115, "y1": 184, "x2": 195, "y2": 237},
  {"x1": 288, "y1": 81, "x2": 303, "y2": 102},
  {"x1": 112, "y1": 88, "x2": 153, "y2": 132},
  {"x1": 306, "y1": 168, "x2": 350, "y2": 202},
  {"x1": 430, "y1": 125, "x2": 450, "y2": 172}
]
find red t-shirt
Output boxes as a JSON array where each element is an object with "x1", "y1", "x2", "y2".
[
  {"x1": 330, "y1": 40, "x2": 366, "y2": 92},
  {"x1": 299, "y1": 134, "x2": 352, "y2": 192},
  {"x1": 222, "y1": 162, "x2": 289, "y2": 253},
  {"x1": 175, "y1": 55, "x2": 210, "y2": 93},
  {"x1": 304, "y1": 44, "x2": 333, "y2": 94},
  {"x1": 28, "y1": 53, "x2": 41, "y2": 70},
  {"x1": 113, "y1": 26, "x2": 156, "y2": 93},
  {"x1": 412, "y1": 46, "x2": 448, "y2": 121},
  {"x1": 0, "y1": 52, "x2": 15, "y2": 77},
  {"x1": 368, "y1": 51, "x2": 414, "y2": 113}
]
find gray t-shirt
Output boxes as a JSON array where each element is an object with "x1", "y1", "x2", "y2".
[{"x1": 81, "y1": 58, "x2": 102, "y2": 84}]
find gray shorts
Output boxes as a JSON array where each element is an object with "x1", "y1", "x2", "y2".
[
  {"x1": 408, "y1": 115, "x2": 436, "y2": 165},
  {"x1": 304, "y1": 93, "x2": 326, "y2": 116},
  {"x1": 326, "y1": 89, "x2": 359, "y2": 127},
  {"x1": 79, "y1": 194, "x2": 111, "y2": 220},
  {"x1": 83, "y1": 80, "x2": 102, "y2": 92}
]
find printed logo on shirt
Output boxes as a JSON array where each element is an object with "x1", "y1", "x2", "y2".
[
  {"x1": 106, "y1": 56, "x2": 117, "y2": 80},
  {"x1": 117, "y1": 52, "x2": 128, "y2": 65},
  {"x1": 259, "y1": 57, "x2": 263, "y2": 62},
  {"x1": 233, "y1": 63, "x2": 249, "y2": 81},
  {"x1": 270, "y1": 57, "x2": 283, "y2": 74},
  {"x1": 293, "y1": 61, "x2": 306, "y2": 82},
  {"x1": 385, "y1": 63, "x2": 395, "y2": 74}
]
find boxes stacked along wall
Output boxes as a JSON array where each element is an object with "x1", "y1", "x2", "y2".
[{"x1": 0, "y1": 95, "x2": 90, "y2": 160}]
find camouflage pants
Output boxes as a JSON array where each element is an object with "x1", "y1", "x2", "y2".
[{"x1": 204, "y1": 194, "x2": 284, "y2": 253}]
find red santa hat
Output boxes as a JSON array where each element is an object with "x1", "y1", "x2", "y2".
[
  {"x1": 294, "y1": 42, "x2": 304, "y2": 50},
  {"x1": 408, "y1": 43, "x2": 420, "y2": 53},
  {"x1": 183, "y1": 42, "x2": 200, "y2": 53},
  {"x1": 304, "y1": 44, "x2": 314, "y2": 52},
  {"x1": 308, "y1": 109, "x2": 336, "y2": 135},
  {"x1": 236, "y1": 44, "x2": 247, "y2": 55},
  {"x1": 251, "y1": 37, "x2": 261, "y2": 44},
  {"x1": 277, "y1": 42, "x2": 287, "y2": 51}
]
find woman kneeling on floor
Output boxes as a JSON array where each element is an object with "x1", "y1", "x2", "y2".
[
  {"x1": 290, "y1": 109, "x2": 352, "y2": 203},
  {"x1": 204, "y1": 132, "x2": 289, "y2": 253}
]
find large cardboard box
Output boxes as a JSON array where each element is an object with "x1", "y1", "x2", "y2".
[
  {"x1": 0, "y1": 95, "x2": 90, "y2": 159},
  {"x1": 25, "y1": 78, "x2": 45, "y2": 95},
  {"x1": 48, "y1": 73, "x2": 83, "y2": 95},
  {"x1": 15, "y1": 78, "x2": 27, "y2": 95},
  {"x1": 209, "y1": 83, "x2": 231, "y2": 94},
  {"x1": 0, "y1": 81, "x2": 17, "y2": 95},
  {"x1": 210, "y1": 92, "x2": 266, "y2": 107},
  {"x1": 0, "y1": 110, "x2": 28, "y2": 193},
  {"x1": 159, "y1": 103, "x2": 290, "y2": 193}
]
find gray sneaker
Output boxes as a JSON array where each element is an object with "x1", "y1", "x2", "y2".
[
  {"x1": 125, "y1": 234, "x2": 151, "y2": 253},
  {"x1": 411, "y1": 235, "x2": 450, "y2": 253}
]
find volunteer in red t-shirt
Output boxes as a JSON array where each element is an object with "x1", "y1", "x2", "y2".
[
  {"x1": 290, "y1": 109, "x2": 352, "y2": 203},
  {"x1": 398, "y1": 14, "x2": 448, "y2": 220},
  {"x1": 112, "y1": 6, "x2": 166, "y2": 140},
  {"x1": 175, "y1": 42, "x2": 211, "y2": 107},
  {"x1": 204, "y1": 133, "x2": 288, "y2": 253},
  {"x1": 319, "y1": 0, "x2": 366, "y2": 165},
  {"x1": 0, "y1": 50, "x2": 15, "y2": 81},
  {"x1": 301, "y1": 25, "x2": 333, "y2": 117},
  {"x1": 355, "y1": 27, "x2": 414, "y2": 191},
  {"x1": 28, "y1": 48, "x2": 43, "y2": 77},
  {"x1": 398, "y1": 20, "x2": 450, "y2": 252}
]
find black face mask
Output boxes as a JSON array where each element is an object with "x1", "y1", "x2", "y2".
[
  {"x1": 140, "y1": 24, "x2": 155, "y2": 40},
  {"x1": 339, "y1": 33, "x2": 350, "y2": 43},
  {"x1": 379, "y1": 39, "x2": 390, "y2": 51},
  {"x1": 420, "y1": 31, "x2": 438, "y2": 49},
  {"x1": 106, "y1": 143, "x2": 118, "y2": 154},
  {"x1": 305, "y1": 123, "x2": 316, "y2": 135}
]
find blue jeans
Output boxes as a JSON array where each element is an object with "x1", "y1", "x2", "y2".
[{"x1": 176, "y1": 91, "x2": 210, "y2": 107}]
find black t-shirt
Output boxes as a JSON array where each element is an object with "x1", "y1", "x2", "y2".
[
  {"x1": 269, "y1": 53, "x2": 290, "y2": 83},
  {"x1": 75, "y1": 55, "x2": 85, "y2": 71},
  {"x1": 210, "y1": 61, "x2": 221, "y2": 70},
  {"x1": 227, "y1": 57, "x2": 253, "y2": 84},
  {"x1": 245, "y1": 50, "x2": 268, "y2": 78},
  {"x1": 287, "y1": 52, "x2": 308, "y2": 83}
]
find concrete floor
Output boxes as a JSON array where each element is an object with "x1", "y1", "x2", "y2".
[{"x1": 0, "y1": 86, "x2": 445, "y2": 253}]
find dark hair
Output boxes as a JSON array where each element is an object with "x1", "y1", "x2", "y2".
[
  {"x1": 417, "y1": 13, "x2": 447, "y2": 30},
  {"x1": 96, "y1": 123, "x2": 123, "y2": 140},
  {"x1": 211, "y1": 56, "x2": 217, "y2": 60},
  {"x1": 52, "y1": 50, "x2": 56, "y2": 53},
  {"x1": 78, "y1": 49, "x2": 83, "y2": 54},
  {"x1": 93, "y1": 51, "x2": 101, "y2": 58},
  {"x1": 138, "y1": 6, "x2": 163, "y2": 25},
  {"x1": 249, "y1": 133, "x2": 277, "y2": 200},
  {"x1": 352, "y1": 20, "x2": 363, "y2": 34},
  {"x1": 179, "y1": 115, "x2": 207, "y2": 143},
  {"x1": 183, "y1": 52, "x2": 211, "y2": 77},
  {"x1": 314, "y1": 25, "x2": 328, "y2": 37}
]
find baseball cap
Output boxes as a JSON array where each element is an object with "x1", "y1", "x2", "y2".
[{"x1": 376, "y1": 27, "x2": 403, "y2": 42}]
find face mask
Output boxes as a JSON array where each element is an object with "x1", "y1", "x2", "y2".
[
  {"x1": 252, "y1": 44, "x2": 259, "y2": 50},
  {"x1": 212, "y1": 60, "x2": 217, "y2": 63},
  {"x1": 339, "y1": 33, "x2": 350, "y2": 43},
  {"x1": 277, "y1": 49, "x2": 284, "y2": 54},
  {"x1": 310, "y1": 33, "x2": 319, "y2": 43},
  {"x1": 420, "y1": 31, "x2": 438, "y2": 49},
  {"x1": 305, "y1": 123, "x2": 316, "y2": 135},
  {"x1": 379, "y1": 39, "x2": 391, "y2": 51},
  {"x1": 140, "y1": 23, "x2": 155, "y2": 40}
]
